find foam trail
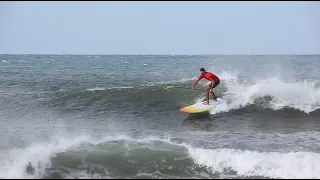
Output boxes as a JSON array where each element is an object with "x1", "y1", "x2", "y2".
[
  {"x1": 86, "y1": 86, "x2": 134, "y2": 91},
  {"x1": 86, "y1": 87, "x2": 106, "y2": 91},
  {"x1": 142, "y1": 77, "x2": 195, "y2": 87},
  {"x1": 86, "y1": 77, "x2": 195, "y2": 92}
]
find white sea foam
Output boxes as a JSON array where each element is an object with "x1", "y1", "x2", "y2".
[
  {"x1": 1, "y1": 134, "x2": 319, "y2": 179},
  {"x1": 188, "y1": 148, "x2": 320, "y2": 179},
  {"x1": 196, "y1": 71, "x2": 320, "y2": 114}
]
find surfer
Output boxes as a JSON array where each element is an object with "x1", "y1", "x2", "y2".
[{"x1": 191, "y1": 68, "x2": 220, "y2": 105}]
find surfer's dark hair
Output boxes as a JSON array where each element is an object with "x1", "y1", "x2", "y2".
[{"x1": 200, "y1": 68, "x2": 205, "y2": 72}]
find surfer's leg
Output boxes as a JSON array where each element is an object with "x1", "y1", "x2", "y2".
[
  {"x1": 210, "y1": 80, "x2": 220, "y2": 100},
  {"x1": 210, "y1": 90, "x2": 217, "y2": 100},
  {"x1": 204, "y1": 86, "x2": 211, "y2": 105}
]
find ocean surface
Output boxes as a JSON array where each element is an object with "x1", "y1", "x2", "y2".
[{"x1": 1, "y1": 54, "x2": 320, "y2": 179}]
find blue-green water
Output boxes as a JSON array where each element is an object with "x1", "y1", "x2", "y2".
[{"x1": 1, "y1": 54, "x2": 320, "y2": 179}]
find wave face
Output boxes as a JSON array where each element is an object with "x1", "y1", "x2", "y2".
[
  {"x1": 1, "y1": 54, "x2": 320, "y2": 179},
  {"x1": 40, "y1": 71, "x2": 320, "y2": 117},
  {"x1": 1, "y1": 135, "x2": 320, "y2": 179}
]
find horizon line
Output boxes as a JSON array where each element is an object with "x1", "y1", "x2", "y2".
[{"x1": 1, "y1": 53, "x2": 320, "y2": 56}]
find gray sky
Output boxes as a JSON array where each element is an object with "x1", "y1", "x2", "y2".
[{"x1": 1, "y1": 2, "x2": 319, "y2": 55}]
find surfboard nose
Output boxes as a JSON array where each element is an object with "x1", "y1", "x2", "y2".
[
  {"x1": 180, "y1": 107, "x2": 188, "y2": 112},
  {"x1": 180, "y1": 106, "x2": 196, "y2": 113}
]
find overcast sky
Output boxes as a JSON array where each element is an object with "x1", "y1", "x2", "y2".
[{"x1": 1, "y1": 2, "x2": 319, "y2": 55}]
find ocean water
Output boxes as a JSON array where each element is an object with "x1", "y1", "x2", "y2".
[{"x1": 1, "y1": 54, "x2": 320, "y2": 179}]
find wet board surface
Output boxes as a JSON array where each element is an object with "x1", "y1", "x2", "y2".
[{"x1": 180, "y1": 98, "x2": 223, "y2": 113}]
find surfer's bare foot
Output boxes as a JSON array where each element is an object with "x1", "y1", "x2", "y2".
[{"x1": 203, "y1": 101, "x2": 209, "y2": 105}]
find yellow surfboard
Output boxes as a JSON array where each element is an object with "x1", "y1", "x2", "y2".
[{"x1": 180, "y1": 98, "x2": 223, "y2": 113}]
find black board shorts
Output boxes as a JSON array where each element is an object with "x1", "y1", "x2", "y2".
[{"x1": 210, "y1": 79, "x2": 220, "y2": 89}]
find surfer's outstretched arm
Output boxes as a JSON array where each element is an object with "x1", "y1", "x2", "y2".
[{"x1": 192, "y1": 80, "x2": 199, "y2": 89}]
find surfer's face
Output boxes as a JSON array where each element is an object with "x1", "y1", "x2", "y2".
[{"x1": 200, "y1": 71, "x2": 205, "y2": 75}]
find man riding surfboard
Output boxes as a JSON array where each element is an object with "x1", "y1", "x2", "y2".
[{"x1": 191, "y1": 68, "x2": 220, "y2": 105}]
